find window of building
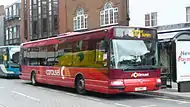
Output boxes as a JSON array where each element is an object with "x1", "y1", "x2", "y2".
[
  {"x1": 73, "y1": 8, "x2": 88, "y2": 31},
  {"x1": 16, "y1": 25, "x2": 20, "y2": 38},
  {"x1": 100, "y1": 2, "x2": 118, "y2": 27},
  {"x1": 145, "y1": 14, "x2": 150, "y2": 26},
  {"x1": 13, "y1": 27, "x2": 17, "y2": 39},
  {"x1": 145, "y1": 12, "x2": 157, "y2": 26},
  {"x1": 33, "y1": 5, "x2": 38, "y2": 20},
  {"x1": 33, "y1": 21, "x2": 38, "y2": 35},
  {"x1": 54, "y1": 15, "x2": 58, "y2": 31},
  {"x1": 33, "y1": 0, "x2": 37, "y2": 4},
  {"x1": 18, "y1": 4, "x2": 21, "y2": 17},
  {"x1": 38, "y1": 0, "x2": 41, "y2": 16},
  {"x1": 48, "y1": 0, "x2": 52, "y2": 15},
  {"x1": 6, "y1": 29, "x2": 9, "y2": 40},
  {"x1": 24, "y1": 0, "x2": 27, "y2": 4},
  {"x1": 9, "y1": 27, "x2": 13, "y2": 40},
  {"x1": 42, "y1": 0, "x2": 47, "y2": 16},
  {"x1": 42, "y1": 18, "x2": 47, "y2": 32},
  {"x1": 186, "y1": 7, "x2": 190, "y2": 22},
  {"x1": 5, "y1": 8, "x2": 9, "y2": 19},
  {"x1": 52, "y1": 0, "x2": 58, "y2": 15},
  {"x1": 30, "y1": 0, "x2": 32, "y2": 17},
  {"x1": 151, "y1": 12, "x2": 157, "y2": 26},
  {"x1": 48, "y1": 16, "x2": 52, "y2": 36},
  {"x1": 13, "y1": 4, "x2": 17, "y2": 16},
  {"x1": 9, "y1": 6, "x2": 12, "y2": 18}
]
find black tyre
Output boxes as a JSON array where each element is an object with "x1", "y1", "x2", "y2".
[
  {"x1": 75, "y1": 76, "x2": 86, "y2": 94},
  {"x1": 31, "y1": 72, "x2": 37, "y2": 85}
]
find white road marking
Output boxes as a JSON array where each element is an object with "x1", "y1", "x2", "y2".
[
  {"x1": 114, "y1": 103, "x2": 132, "y2": 107},
  {"x1": 65, "y1": 92, "x2": 78, "y2": 97},
  {"x1": 12, "y1": 91, "x2": 40, "y2": 102},
  {"x1": 47, "y1": 89, "x2": 60, "y2": 93},
  {"x1": 157, "y1": 98, "x2": 190, "y2": 104},
  {"x1": 86, "y1": 97, "x2": 101, "y2": 102},
  {"x1": 0, "y1": 87, "x2": 4, "y2": 89},
  {"x1": 140, "y1": 105, "x2": 157, "y2": 107},
  {"x1": 36, "y1": 87, "x2": 44, "y2": 90}
]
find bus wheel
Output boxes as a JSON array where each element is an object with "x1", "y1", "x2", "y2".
[
  {"x1": 31, "y1": 72, "x2": 37, "y2": 85},
  {"x1": 75, "y1": 75, "x2": 86, "y2": 94}
]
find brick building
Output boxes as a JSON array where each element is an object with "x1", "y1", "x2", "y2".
[
  {"x1": 20, "y1": 0, "x2": 129, "y2": 42},
  {"x1": 4, "y1": 1, "x2": 21, "y2": 45}
]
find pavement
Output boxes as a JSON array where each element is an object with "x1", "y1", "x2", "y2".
[
  {"x1": 0, "y1": 78, "x2": 190, "y2": 107},
  {"x1": 143, "y1": 82, "x2": 190, "y2": 100}
]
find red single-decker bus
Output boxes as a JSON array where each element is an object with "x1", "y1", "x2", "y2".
[{"x1": 20, "y1": 26, "x2": 161, "y2": 94}]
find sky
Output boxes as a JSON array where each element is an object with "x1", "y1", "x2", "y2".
[
  {"x1": 129, "y1": 0, "x2": 190, "y2": 26},
  {"x1": 1, "y1": 0, "x2": 190, "y2": 26},
  {"x1": 0, "y1": 0, "x2": 20, "y2": 7}
]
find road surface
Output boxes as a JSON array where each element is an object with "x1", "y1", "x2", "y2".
[{"x1": 0, "y1": 78, "x2": 189, "y2": 107}]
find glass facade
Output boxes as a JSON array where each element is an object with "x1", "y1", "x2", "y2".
[
  {"x1": 5, "y1": 26, "x2": 20, "y2": 45},
  {"x1": 5, "y1": 3, "x2": 21, "y2": 45},
  {"x1": 5, "y1": 3, "x2": 20, "y2": 20},
  {"x1": 28, "y1": 0, "x2": 58, "y2": 41}
]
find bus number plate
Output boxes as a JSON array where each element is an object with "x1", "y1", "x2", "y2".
[{"x1": 135, "y1": 87, "x2": 147, "y2": 91}]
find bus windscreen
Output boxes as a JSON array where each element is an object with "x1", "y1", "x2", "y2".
[
  {"x1": 9, "y1": 47, "x2": 20, "y2": 68},
  {"x1": 111, "y1": 27, "x2": 158, "y2": 70}
]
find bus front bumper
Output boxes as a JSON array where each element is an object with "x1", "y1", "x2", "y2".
[
  {"x1": 108, "y1": 78, "x2": 162, "y2": 94},
  {"x1": 5, "y1": 71, "x2": 20, "y2": 77}
]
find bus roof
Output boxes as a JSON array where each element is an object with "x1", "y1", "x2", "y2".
[{"x1": 21, "y1": 26, "x2": 156, "y2": 48}]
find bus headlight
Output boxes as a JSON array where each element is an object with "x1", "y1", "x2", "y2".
[
  {"x1": 156, "y1": 78, "x2": 161, "y2": 83},
  {"x1": 7, "y1": 71, "x2": 14, "y2": 74}
]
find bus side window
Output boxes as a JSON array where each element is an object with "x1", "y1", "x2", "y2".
[
  {"x1": 81, "y1": 40, "x2": 89, "y2": 51},
  {"x1": 0, "y1": 49, "x2": 3, "y2": 64},
  {"x1": 25, "y1": 48, "x2": 29, "y2": 66},
  {"x1": 57, "y1": 42, "x2": 73, "y2": 66},
  {"x1": 46, "y1": 45, "x2": 56, "y2": 66},
  {"x1": 72, "y1": 41, "x2": 83, "y2": 52},
  {"x1": 38, "y1": 47, "x2": 46, "y2": 66},
  {"x1": 28, "y1": 47, "x2": 39, "y2": 66},
  {"x1": 96, "y1": 39, "x2": 108, "y2": 67},
  {"x1": 27, "y1": 48, "x2": 32, "y2": 66}
]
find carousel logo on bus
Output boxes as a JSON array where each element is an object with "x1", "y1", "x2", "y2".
[
  {"x1": 46, "y1": 69, "x2": 60, "y2": 76},
  {"x1": 131, "y1": 72, "x2": 149, "y2": 78},
  {"x1": 178, "y1": 51, "x2": 190, "y2": 64}
]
